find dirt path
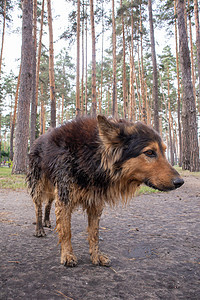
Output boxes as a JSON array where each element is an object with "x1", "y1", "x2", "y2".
[{"x1": 0, "y1": 174, "x2": 200, "y2": 300}]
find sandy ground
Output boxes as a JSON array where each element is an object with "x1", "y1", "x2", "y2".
[{"x1": 0, "y1": 174, "x2": 200, "y2": 300}]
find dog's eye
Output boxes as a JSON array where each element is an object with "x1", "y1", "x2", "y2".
[{"x1": 144, "y1": 150, "x2": 156, "y2": 157}]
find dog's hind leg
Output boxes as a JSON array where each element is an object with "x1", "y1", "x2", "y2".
[
  {"x1": 32, "y1": 180, "x2": 46, "y2": 237},
  {"x1": 55, "y1": 196, "x2": 77, "y2": 267},
  {"x1": 34, "y1": 199, "x2": 46, "y2": 237},
  {"x1": 87, "y1": 205, "x2": 110, "y2": 266},
  {"x1": 43, "y1": 183, "x2": 55, "y2": 228},
  {"x1": 43, "y1": 197, "x2": 54, "y2": 228}
]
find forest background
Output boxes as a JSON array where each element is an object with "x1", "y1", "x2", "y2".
[{"x1": 0, "y1": 0, "x2": 199, "y2": 174}]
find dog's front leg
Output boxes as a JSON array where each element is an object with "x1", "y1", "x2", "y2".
[
  {"x1": 87, "y1": 205, "x2": 110, "y2": 266},
  {"x1": 55, "y1": 196, "x2": 77, "y2": 267}
]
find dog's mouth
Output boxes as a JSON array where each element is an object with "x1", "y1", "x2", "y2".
[{"x1": 144, "y1": 179, "x2": 175, "y2": 192}]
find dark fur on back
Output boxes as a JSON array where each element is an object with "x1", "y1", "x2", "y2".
[
  {"x1": 28, "y1": 117, "x2": 163, "y2": 203},
  {"x1": 27, "y1": 116, "x2": 184, "y2": 266}
]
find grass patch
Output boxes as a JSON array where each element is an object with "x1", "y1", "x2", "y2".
[
  {"x1": 0, "y1": 167, "x2": 26, "y2": 189},
  {"x1": 174, "y1": 166, "x2": 200, "y2": 177},
  {"x1": 138, "y1": 185, "x2": 159, "y2": 195}
]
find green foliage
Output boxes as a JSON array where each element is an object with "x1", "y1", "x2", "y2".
[
  {"x1": 0, "y1": 0, "x2": 13, "y2": 22},
  {"x1": 138, "y1": 185, "x2": 160, "y2": 195},
  {"x1": 1, "y1": 149, "x2": 9, "y2": 158}
]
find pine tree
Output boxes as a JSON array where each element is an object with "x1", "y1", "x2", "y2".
[
  {"x1": 148, "y1": 0, "x2": 159, "y2": 132},
  {"x1": 177, "y1": 0, "x2": 199, "y2": 171},
  {"x1": 12, "y1": 0, "x2": 33, "y2": 174},
  {"x1": 47, "y1": 0, "x2": 56, "y2": 127}
]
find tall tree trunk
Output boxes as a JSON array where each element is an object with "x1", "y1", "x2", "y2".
[
  {"x1": 188, "y1": 0, "x2": 196, "y2": 102},
  {"x1": 168, "y1": 101, "x2": 174, "y2": 165},
  {"x1": 137, "y1": 36, "x2": 142, "y2": 120},
  {"x1": 0, "y1": 0, "x2": 6, "y2": 162},
  {"x1": 177, "y1": 0, "x2": 199, "y2": 171},
  {"x1": 112, "y1": 0, "x2": 117, "y2": 118},
  {"x1": 76, "y1": 0, "x2": 81, "y2": 117},
  {"x1": 0, "y1": 113, "x2": 1, "y2": 161},
  {"x1": 40, "y1": 83, "x2": 45, "y2": 134},
  {"x1": 61, "y1": 64, "x2": 65, "y2": 124},
  {"x1": 47, "y1": 0, "x2": 56, "y2": 127},
  {"x1": 61, "y1": 92, "x2": 64, "y2": 124},
  {"x1": 167, "y1": 65, "x2": 174, "y2": 165},
  {"x1": 10, "y1": 65, "x2": 21, "y2": 161},
  {"x1": 130, "y1": 0, "x2": 136, "y2": 122},
  {"x1": 194, "y1": 0, "x2": 200, "y2": 108},
  {"x1": 120, "y1": 0, "x2": 127, "y2": 119},
  {"x1": 174, "y1": 0, "x2": 182, "y2": 166},
  {"x1": 81, "y1": 0, "x2": 84, "y2": 114},
  {"x1": 145, "y1": 81, "x2": 151, "y2": 126},
  {"x1": 35, "y1": 0, "x2": 44, "y2": 116},
  {"x1": 140, "y1": 5, "x2": 146, "y2": 123},
  {"x1": 0, "y1": 0, "x2": 6, "y2": 78},
  {"x1": 40, "y1": 99, "x2": 45, "y2": 134},
  {"x1": 12, "y1": 0, "x2": 33, "y2": 174},
  {"x1": 100, "y1": 0, "x2": 104, "y2": 116},
  {"x1": 129, "y1": 46, "x2": 136, "y2": 122},
  {"x1": 89, "y1": 0, "x2": 96, "y2": 117},
  {"x1": 184, "y1": 0, "x2": 188, "y2": 38},
  {"x1": 30, "y1": 0, "x2": 37, "y2": 147},
  {"x1": 148, "y1": 0, "x2": 159, "y2": 132},
  {"x1": 85, "y1": 0, "x2": 88, "y2": 115}
]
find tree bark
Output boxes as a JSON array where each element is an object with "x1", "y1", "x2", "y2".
[
  {"x1": 188, "y1": 0, "x2": 196, "y2": 102},
  {"x1": 89, "y1": 0, "x2": 96, "y2": 117},
  {"x1": 12, "y1": 0, "x2": 33, "y2": 174},
  {"x1": 140, "y1": 5, "x2": 146, "y2": 124},
  {"x1": 36, "y1": 0, "x2": 44, "y2": 112},
  {"x1": 194, "y1": 0, "x2": 200, "y2": 108},
  {"x1": 148, "y1": 0, "x2": 159, "y2": 132},
  {"x1": 137, "y1": 35, "x2": 142, "y2": 120},
  {"x1": 120, "y1": 0, "x2": 127, "y2": 119},
  {"x1": 112, "y1": 0, "x2": 117, "y2": 118},
  {"x1": 100, "y1": 0, "x2": 104, "y2": 117},
  {"x1": 174, "y1": 0, "x2": 182, "y2": 166},
  {"x1": 10, "y1": 65, "x2": 21, "y2": 161},
  {"x1": 30, "y1": 0, "x2": 37, "y2": 147},
  {"x1": 40, "y1": 83, "x2": 45, "y2": 134},
  {"x1": 177, "y1": 0, "x2": 199, "y2": 171},
  {"x1": 0, "y1": 0, "x2": 6, "y2": 78},
  {"x1": 130, "y1": 0, "x2": 136, "y2": 122},
  {"x1": 47, "y1": 0, "x2": 56, "y2": 127},
  {"x1": 81, "y1": 1, "x2": 84, "y2": 115},
  {"x1": 76, "y1": 0, "x2": 81, "y2": 117},
  {"x1": 85, "y1": 0, "x2": 88, "y2": 115},
  {"x1": 0, "y1": 113, "x2": 1, "y2": 161}
]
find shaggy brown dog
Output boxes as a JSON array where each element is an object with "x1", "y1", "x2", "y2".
[{"x1": 27, "y1": 115, "x2": 184, "y2": 267}]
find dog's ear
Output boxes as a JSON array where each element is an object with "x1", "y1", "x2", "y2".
[{"x1": 97, "y1": 115, "x2": 120, "y2": 145}]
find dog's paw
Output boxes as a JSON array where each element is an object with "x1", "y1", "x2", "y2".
[
  {"x1": 43, "y1": 219, "x2": 51, "y2": 228},
  {"x1": 35, "y1": 228, "x2": 46, "y2": 237},
  {"x1": 61, "y1": 253, "x2": 78, "y2": 267},
  {"x1": 91, "y1": 252, "x2": 111, "y2": 267}
]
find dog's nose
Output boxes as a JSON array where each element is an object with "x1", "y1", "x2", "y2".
[{"x1": 173, "y1": 178, "x2": 184, "y2": 189}]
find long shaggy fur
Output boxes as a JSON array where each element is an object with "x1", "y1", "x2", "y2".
[{"x1": 27, "y1": 115, "x2": 184, "y2": 266}]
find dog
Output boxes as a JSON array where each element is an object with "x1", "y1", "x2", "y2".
[{"x1": 27, "y1": 115, "x2": 184, "y2": 267}]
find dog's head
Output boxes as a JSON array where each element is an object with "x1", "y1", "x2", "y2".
[{"x1": 97, "y1": 115, "x2": 184, "y2": 191}]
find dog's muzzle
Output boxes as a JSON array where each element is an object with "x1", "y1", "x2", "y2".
[
  {"x1": 144, "y1": 177, "x2": 184, "y2": 192},
  {"x1": 172, "y1": 177, "x2": 184, "y2": 189}
]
